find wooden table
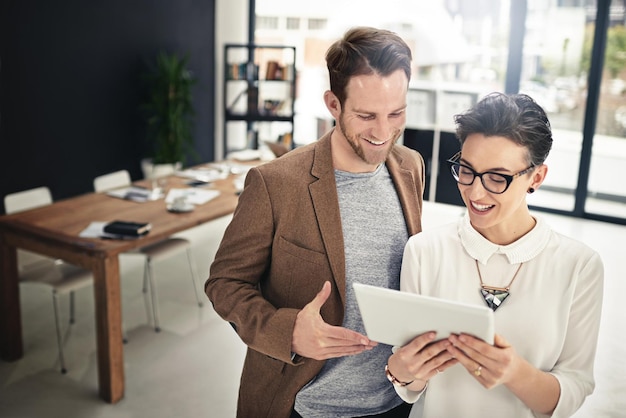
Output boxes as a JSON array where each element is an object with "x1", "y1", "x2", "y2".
[{"x1": 0, "y1": 167, "x2": 243, "y2": 403}]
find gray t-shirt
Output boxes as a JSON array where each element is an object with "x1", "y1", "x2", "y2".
[{"x1": 294, "y1": 163, "x2": 408, "y2": 417}]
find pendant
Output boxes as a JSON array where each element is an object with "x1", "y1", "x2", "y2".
[{"x1": 480, "y1": 288, "x2": 509, "y2": 312}]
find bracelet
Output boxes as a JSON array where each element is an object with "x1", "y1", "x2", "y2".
[{"x1": 385, "y1": 364, "x2": 414, "y2": 387}]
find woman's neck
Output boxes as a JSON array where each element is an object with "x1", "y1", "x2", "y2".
[{"x1": 475, "y1": 212, "x2": 537, "y2": 246}]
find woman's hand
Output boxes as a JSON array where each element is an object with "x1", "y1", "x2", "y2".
[
  {"x1": 447, "y1": 333, "x2": 560, "y2": 414},
  {"x1": 387, "y1": 331, "x2": 458, "y2": 391},
  {"x1": 446, "y1": 333, "x2": 519, "y2": 388}
]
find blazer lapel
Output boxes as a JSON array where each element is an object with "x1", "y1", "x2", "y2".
[
  {"x1": 386, "y1": 148, "x2": 424, "y2": 237},
  {"x1": 309, "y1": 133, "x2": 347, "y2": 305}
]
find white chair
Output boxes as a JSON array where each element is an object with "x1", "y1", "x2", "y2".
[
  {"x1": 93, "y1": 169, "x2": 132, "y2": 192},
  {"x1": 4, "y1": 187, "x2": 93, "y2": 374},
  {"x1": 93, "y1": 170, "x2": 203, "y2": 332}
]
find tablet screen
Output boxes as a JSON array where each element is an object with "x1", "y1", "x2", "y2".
[{"x1": 353, "y1": 282, "x2": 495, "y2": 346}]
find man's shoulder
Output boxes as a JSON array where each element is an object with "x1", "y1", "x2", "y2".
[
  {"x1": 255, "y1": 141, "x2": 318, "y2": 176},
  {"x1": 260, "y1": 133, "x2": 333, "y2": 168}
]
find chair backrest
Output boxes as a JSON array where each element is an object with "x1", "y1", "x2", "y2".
[
  {"x1": 4, "y1": 186, "x2": 52, "y2": 214},
  {"x1": 3, "y1": 187, "x2": 54, "y2": 270},
  {"x1": 94, "y1": 170, "x2": 131, "y2": 192},
  {"x1": 147, "y1": 163, "x2": 176, "y2": 179}
]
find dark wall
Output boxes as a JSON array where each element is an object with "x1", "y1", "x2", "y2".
[{"x1": 0, "y1": 0, "x2": 216, "y2": 212}]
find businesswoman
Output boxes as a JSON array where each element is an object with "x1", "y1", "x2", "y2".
[{"x1": 384, "y1": 93, "x2": 604, "y2": 418}]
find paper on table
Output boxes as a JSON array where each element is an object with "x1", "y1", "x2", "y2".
[
  {"x1": 226, "y1": 149, "x2": 262, "y2": 161},
  {"x1": 165, "y1": 188, "x2": 220, "y2": 205},
  {"x1": 208, "y1": 161, "x2": 253, "y2": 175},
  {"x1": 106, "y1": 186, "x2": 163, "y2": 202},
  {"x1": 79, "y1": 221, "x2": 143, "y2": 240},
  {"x1": 175, "y1": 167, "x2": 227, "y2": 182},
  {"x1": 79, "y1": 222, "x2": 108, "y2": 238}
]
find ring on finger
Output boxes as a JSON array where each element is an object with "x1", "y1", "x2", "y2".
[{"x1": 473, "y1": 365, "x2": 482, "y2": 377}]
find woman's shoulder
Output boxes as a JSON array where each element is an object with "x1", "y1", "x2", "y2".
[
  {"x1": 407, "y1": 221, "x2": 459, "y2": 246},
  {"x1": 549, "y1": 228, "x2": 603, "y2": 265}
]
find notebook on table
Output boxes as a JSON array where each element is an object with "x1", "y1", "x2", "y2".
[{"x1": 103, "y1": 220, "x2": 151, "y2": 237}]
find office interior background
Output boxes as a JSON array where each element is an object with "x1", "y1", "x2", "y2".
[
  {"x1": 1, "y1": 0, "x2": 625, "y2": 417},
  {"x1": 1, "y1": 0, "x2": 625, "y2": 224}
]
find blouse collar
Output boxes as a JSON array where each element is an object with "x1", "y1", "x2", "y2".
[{"x1": 458, "y1": 212, "x2": 552, "y2": 265}]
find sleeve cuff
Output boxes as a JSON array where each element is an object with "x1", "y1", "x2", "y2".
[{"x1": 395, "y1": 381, "x2": 428, "y2": 404}]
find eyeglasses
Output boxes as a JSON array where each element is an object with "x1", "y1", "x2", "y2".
[{"x1": 446, "y1": 152, "x2": 535, "y2": 194}]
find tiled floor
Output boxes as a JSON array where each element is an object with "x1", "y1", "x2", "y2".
[{"x1": 0, "y1": 202, "x2": 624, "y2": 418}]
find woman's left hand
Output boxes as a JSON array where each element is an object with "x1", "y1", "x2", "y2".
[{"x1": 446, "y1": 333, "x2": 520, "y2": 389}]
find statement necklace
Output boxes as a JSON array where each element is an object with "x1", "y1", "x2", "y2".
[{"x1": 475, "y1": 260, "x2": 523, "y2": 312}]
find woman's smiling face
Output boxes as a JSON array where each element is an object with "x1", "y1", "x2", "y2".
[{"x1": 458, "y1": 133, "x2": 546, "y2": 244}]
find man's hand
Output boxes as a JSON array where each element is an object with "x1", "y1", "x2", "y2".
[{"x1": 291, "y1": 281, "x2": 377, "y2": 360}]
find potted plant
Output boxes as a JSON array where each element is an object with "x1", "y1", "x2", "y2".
[{"x1": 141, "y1": 51, "x2": 197, "y2": 178}]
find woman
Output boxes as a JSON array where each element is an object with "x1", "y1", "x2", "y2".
[{"x1": 384, "y1": 93, "x2": 604, "y2": 417}]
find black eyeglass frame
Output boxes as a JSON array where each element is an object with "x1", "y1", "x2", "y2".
[{"x1": 446, "y1": 152, "x2": 536, "y2": 194}]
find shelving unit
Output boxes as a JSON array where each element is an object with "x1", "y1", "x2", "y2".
[{"x1": 223, "y1": 43, "x2": 296, "y2": 154}]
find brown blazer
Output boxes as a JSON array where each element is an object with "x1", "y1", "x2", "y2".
[{"x1": 205, "y1": 130, "x2": 425, "y2": 418}]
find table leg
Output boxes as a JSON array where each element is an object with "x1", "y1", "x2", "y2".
[
  {"x1": 0, "y1": 240, "x2": 22, "y2": 361},
  {"x1": 91, "y1": 255, "x2": 125, "y2": 403}
]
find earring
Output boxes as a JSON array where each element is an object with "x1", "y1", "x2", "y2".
[{"x1": 527, "y1": 187, "x2": 535, "y2": 194}]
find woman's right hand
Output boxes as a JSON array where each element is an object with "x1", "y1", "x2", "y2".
[{"x1": 387, "y1": 331, "x2": 458, "y2": 392}]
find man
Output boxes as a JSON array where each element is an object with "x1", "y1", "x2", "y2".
[{"x1": 205, "y1": 27, "x2": 425, "y2": 418}]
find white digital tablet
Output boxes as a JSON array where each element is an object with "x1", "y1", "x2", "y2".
[{"x1": 353, "y1": 282, "x2": 495, "y2": 346}]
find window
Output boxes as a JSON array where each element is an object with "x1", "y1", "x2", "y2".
[
  {"x1": 256, "y1": 16, "x2": 279, "y2": 30},
  {"x1": 286, "y1": 17, "x2": 300, "y2": 30},
  {"x1": 521, "y1": 0, "x2": 626, "y2": 221},
  {"x1": 254, "y1": 0, "x2": 626, "y2": 225},
  {"x1": 307, "y1": 18, "x2": 327, "y2": 31}
]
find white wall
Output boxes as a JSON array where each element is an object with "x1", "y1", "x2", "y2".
[{"x1": 215, "y1": 0, "x2": 249, "y2": 159}]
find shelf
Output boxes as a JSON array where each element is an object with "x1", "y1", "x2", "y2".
[{"x1": 223, "y1": 44, "x2": 296, "y2": 154}]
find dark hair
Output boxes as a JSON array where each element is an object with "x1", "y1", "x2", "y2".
[
  {"x1": 325, "y1": 26, "x2": 412, "y2": 106},
  {"x1": 454, "y1": 92, "x2": 553, "y2": 166}
]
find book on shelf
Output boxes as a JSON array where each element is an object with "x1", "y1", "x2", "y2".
[
  {"x1": 226, "y1": 62, "x2": 259, "y2": 80},
  {"x1": 265, "y1": 60, "x2": 288, "y2": 80},
  {"x1": 247, "y1": 62, "x2": 259, "y2": 80},
  {"x1": 282, "y1": 64, "x2": 294, "y2": 81},
  {"x1": 262, "y1": 99, "x2": 284, "y2": 115},
  {"x1": 247, "y1": 86, "x2": 259, "y2": 113}
]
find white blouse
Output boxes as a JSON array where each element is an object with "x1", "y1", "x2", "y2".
[{"x1": 396, "y1": 213, "x2": 604, "y2": 418}]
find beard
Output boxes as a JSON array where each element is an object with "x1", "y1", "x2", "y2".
[{"x1": 337, "y1": 114, "x2": 402, "y2": 166}]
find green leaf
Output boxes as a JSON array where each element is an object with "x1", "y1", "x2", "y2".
[{"x1": 141, "y1": 51, "x2": 198, "y2": 164}]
